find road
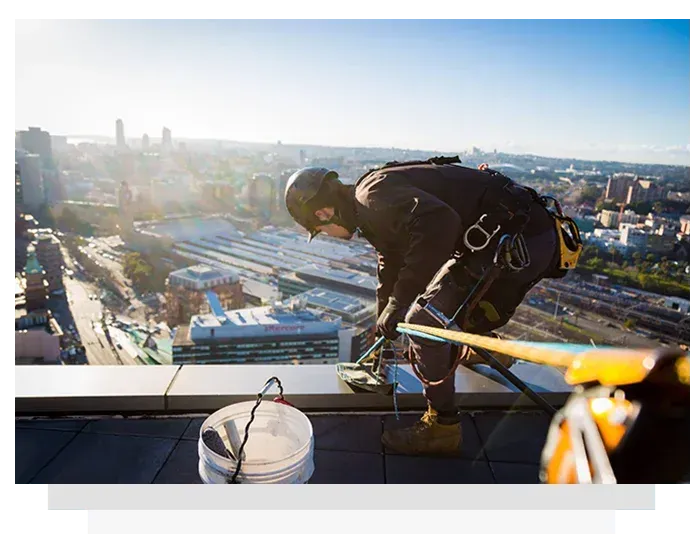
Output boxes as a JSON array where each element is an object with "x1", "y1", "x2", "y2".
[
  {"x1": 79, "y1": 237, "x2": 150, "y2": 322},
  {"x1": 60, "y1": 247, "x2": 139, "y2": 365}
]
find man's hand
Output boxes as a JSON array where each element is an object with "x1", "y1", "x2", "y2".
[{"x1": 377, "y1": 297, "x2": 409, "y2": 341}]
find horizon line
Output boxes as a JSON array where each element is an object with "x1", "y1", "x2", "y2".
[{"x1": 16, "y1": 129, "x2": 691, "y2": 168}]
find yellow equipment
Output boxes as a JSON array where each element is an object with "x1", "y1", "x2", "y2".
[
  {"x1": 540, "y1": 195, "x2": 583, "y2": 271},
  {"x1": 540, "y1": 349, "x2": 690, "y2": 484}
]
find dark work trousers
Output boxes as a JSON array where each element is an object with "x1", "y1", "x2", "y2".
[{"x1": 404, "y1": 223, "x2": 558, "y2": 414}]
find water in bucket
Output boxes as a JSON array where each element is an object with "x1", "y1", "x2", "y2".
[{"x1": 198, "y1": 400, "x2": 315, "y2": 484}]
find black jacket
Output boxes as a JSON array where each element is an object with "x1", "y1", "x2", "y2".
[{"x1": 351, "y1": 163, "x2": 553, "y2": 316}]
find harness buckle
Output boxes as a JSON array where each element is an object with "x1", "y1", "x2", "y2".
[{"x1": 463, "y1": 214, "x2": 501, "y2": 252}]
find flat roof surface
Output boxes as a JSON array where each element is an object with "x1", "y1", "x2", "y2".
[
  {"x1": 296, "y1": 264, "x2": 377, "y2": 291},
  {"x1": 288, "y1": 287, "x2": 373, "y2": 315},
  {"x1": 169, "y1": 264, "x2": 238, "y2": 282},
  {"x1": 15, "y1": 410, "x2": 551, "y2": 483}
]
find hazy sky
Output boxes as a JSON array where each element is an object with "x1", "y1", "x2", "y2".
[{"x1": 15, "y1": 19, "x2": 690, "y2": 165}]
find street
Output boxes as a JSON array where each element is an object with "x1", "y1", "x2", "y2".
[{"x1": 58, "y1": 246, "x2": 139, "y2": 365}]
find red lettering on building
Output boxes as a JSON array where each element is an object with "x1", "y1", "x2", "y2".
[{"x1": 264, "y1": 325, "x2": 304, "y2": 333}]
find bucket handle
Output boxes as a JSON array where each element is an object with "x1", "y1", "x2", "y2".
[
  {"x1": 260, "y1": 376, "x2": 295, "y2": 407},
  {"x1": 228, "y1": 377, "x2": 292, "y2": 484}
]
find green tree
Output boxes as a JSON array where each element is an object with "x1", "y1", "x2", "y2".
[
  {"x1": 580, "y1": 184, "x2": 602, "y2": 203},
  {"x1": 588, "y1": 257, "x2": 604, "y2": 272}
]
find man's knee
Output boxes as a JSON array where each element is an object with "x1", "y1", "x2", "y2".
[{"x1": 405, "y1": 305, "x2": 446, "y2": 348}]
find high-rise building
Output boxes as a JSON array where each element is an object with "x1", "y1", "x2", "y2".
[
  {"x1": 22, "y1": 246, "x2": 49, "y2": 312},
  {"x1": 605, "y1": 174, "x2": 636, "y2": 203},
  {"x1": 17, "y1": 127, "x2": 53, "y2": 166},
  {"x1": 172, "y1": 303, "x2": 341, "y2": 365},
  {"x1": 117, "y1": 181, "x2": 134, "y2": 238},
  {"x1": 33, "y1": 232, "x2": 63, "y2": 293},
  {"x1": 162, "y1": 127, "x2": 173, "y2": 153},
  {"x1": 41, "y1": 169, "x2": 64, "y2": 204},
  {"x1": 116, "y1": 119, "x2": 126, "y2": 149},
  {"x1": 605, "y1": 174, "x2": 665, "y2": 206},
  {"x1": 15, "y1": 162, "x2": 23, "y2": 206},
  {"x1": 16, "y1": 152, "x2": 45, "y2": 212},
  {"x1": 164, "y1": 264, "x2": 245, "y2": 327},
  {"x1": 142, "y1": 133, "x2": 150, "y2": 151},
  {"x1": 7, "y1": 135, "x2": 22, "y2": 231},
  {"x1": 626, "y1": 179, "x2": 665, "y2": 205},
  {"x1": 299, "y1": 149, "x2": 306, "y2": 166}
]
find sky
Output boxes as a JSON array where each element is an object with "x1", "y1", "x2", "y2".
[{"x1": 15, "y1": 19, "x2": 690, "y2": 165}]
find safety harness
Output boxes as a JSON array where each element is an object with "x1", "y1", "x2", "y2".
[{"x1": 378, "y1": 159, "x2": 582, "y2": 386}]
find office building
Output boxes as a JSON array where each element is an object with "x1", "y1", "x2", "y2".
[
  {"x1": 142, "y1": 133, "x2": 150, "y2": 151},
  {"x1": 162, "y1": 127, "x2": 173, "y2": 153},
  {"x1": 284, "y1": 287, "x2": 376, "y2": 362},
  {"x1": 33, "y1": 232, "x2": 63, "y2": 293},
  {"x1": 7, "y1": 161, "x2": 22, "y2": 237},
  {"x1": 172, "y1": 303, "x2": 341, "y2": 365},
  {"x1": 17, "y1": 127, "x2": 52, "y2": 165},
  {"x1": 620, "y1": 226, "x2": 649, "y2": 249},
  {"x1": 165, "y1": 264, "x2": 245, "y2": 326},
  {"x1": 41, "y1": 169, "x2": 64, "y2": 204},
  {"x1": 16, "y1": 152, "x2": 45, "y2": 212},
  {"x1": 116, "y1": 119, "x2": 126, "y2": 149}
]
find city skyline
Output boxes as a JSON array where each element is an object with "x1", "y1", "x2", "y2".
[{"x1": 16, "y1": 20, "x2": 690, "y2": 165}]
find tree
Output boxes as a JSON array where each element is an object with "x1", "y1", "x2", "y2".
[
  {"x1": 580, "y1": 184, "x2": 603, "y2": 204},
  {"x1": 628, "y1": 201, "x2": 652, "y2": 215},
  {"x1": 588, "y1": 257, "x2": 604, "y2": 272},
  {"x1": 623, "y1": 319, "x2": 636, "y2": 329}
]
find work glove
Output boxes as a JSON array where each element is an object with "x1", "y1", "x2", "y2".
[{"x1": 376, "y1": 297, "x2": 409, "y2": 341}]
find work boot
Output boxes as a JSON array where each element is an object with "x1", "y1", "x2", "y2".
[
  {"x1": 461, "y1": 333, "x2": 516, "y2": 369},
  {"x1": 381, "y1": 407, "x2": 462, "y2": 456}
]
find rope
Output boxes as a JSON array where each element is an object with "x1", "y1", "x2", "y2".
[
  {"x1": 228, "y1": 376, "x2": 285, "y2": 484},
  {"x1": 387, "y1": 341, "x2": 401, "y2": 420},
  {"x1": 406, "y1": 344, "x2": 468, "y2": 387},
  {"x1": 395, "y1": 322, "x2": 681, "y2": 385}
]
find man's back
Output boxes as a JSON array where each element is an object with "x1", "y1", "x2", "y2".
[{"x1": 355, "y1": 160, "x2": 493, "y2": 253}]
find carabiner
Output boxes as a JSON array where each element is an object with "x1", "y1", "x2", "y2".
[{"x1": 463, "y1": 214, "x2": 501, "y2": 252}]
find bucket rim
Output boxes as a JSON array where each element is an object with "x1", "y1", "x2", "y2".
[{"x1": 199, "y1": 400, "x2": 314, "y2": 468}]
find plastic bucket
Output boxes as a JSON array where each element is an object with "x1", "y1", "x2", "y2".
[{"x1": 198, "y1": 400, "x2": 315, "y2": 484}]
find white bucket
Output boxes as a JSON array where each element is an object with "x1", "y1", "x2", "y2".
[{"x1": 198, "y1": 400, "x2": 315, "y2": 484}]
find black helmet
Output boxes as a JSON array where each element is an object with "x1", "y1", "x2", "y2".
[{"x1": 285, "y1": 167, "x2": 338, "y2": 242}]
